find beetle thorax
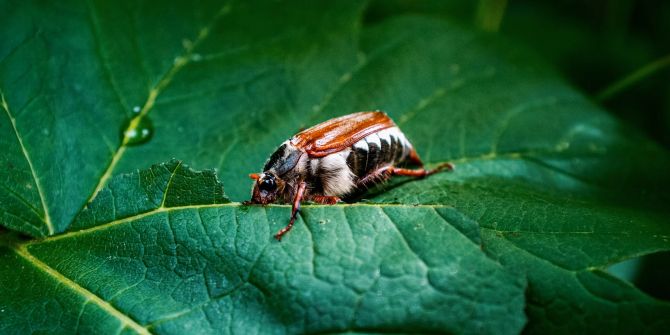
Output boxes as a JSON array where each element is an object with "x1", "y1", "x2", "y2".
[{"x1": 263, "y1": 141, "x2": 305, "y2": 176}]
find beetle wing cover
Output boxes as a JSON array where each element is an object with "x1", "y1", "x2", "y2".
[{"x1": 291, "y1": 111, "x2": 396, "y2": 157}]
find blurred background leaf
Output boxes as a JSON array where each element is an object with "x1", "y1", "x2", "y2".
[
  {"x1": 368, "y1": 0, "x2": 670, "y2": 309},
  {"x1": 368, "y1": 0, "x2": 670, "y2": 147}
]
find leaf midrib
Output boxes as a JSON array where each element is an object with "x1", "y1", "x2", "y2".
[
  {"x1": 7, "y1": 202, "x2": 463, "y2": 334},
  {"x1": 10, "y1": 183, "x2": 651, "y2": 333},
  {"x1": 11, "y1": 201, "x2": 495, "y2": 334},
  {"x1": 25, "y1": 145, "x2": 608, "y2": 247},
  {"x1": 84, "y1": 3, "x2": 233, "y2": 205},
  {"x1": 11, "y1": 245, "x2": 150, "y2": 334}
]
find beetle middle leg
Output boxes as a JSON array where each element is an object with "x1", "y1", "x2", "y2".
[{"x1": 274, "y1": 181, "x2": 307, "y2": 241}]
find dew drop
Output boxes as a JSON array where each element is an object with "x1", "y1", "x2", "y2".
[
  {"x1": 122, "y1": 116, "x2": 154, "y2": 146},
  {"x1": 191, "y1": 53, "x2": 203, "y2": 62},
  {"x1": 132, "y1": 106, "x2": 141, "y2": 113}
]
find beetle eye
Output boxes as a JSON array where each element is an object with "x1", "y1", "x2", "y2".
[{"x1": 259, "y1": 177, "x2": 276, "y2": 192}]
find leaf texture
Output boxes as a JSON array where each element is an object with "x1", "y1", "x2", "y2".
[{"x1": 1, "y1": 161, "x2": 526, "y2": 334}]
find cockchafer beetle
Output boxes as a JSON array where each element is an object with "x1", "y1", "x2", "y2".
[{"x1": 247, "y1": 111, "x2": 453, "y2": 240}]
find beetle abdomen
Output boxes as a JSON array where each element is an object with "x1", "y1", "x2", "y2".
[
  {"x1": 303, "y1": 127, "x2": 413, "y2": 197},
  {"x1": 345, "y1": 126, "x2": 413, "y2": 179}
]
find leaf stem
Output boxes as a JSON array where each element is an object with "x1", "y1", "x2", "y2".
[{"x1": 596, "y1": 53, "x2": 670, "y2": 102}]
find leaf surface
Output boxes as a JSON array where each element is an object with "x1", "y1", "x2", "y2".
[{"x1": 1, "y1": 161, "x2": 526, "y2": 334}]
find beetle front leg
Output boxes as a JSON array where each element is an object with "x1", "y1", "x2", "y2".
[{"x1": 274, "y1": 181, "x2": 307, "y2": 241}]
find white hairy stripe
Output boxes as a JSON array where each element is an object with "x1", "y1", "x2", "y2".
[
  {"x1": 319, "y1": 148, "x2": 355, "y2": 196},
  {"x1": 354, "y1": 139, "x2": 368, "y2": 151},
  {"x1": 377, "y1": 128, "x2": 392, "y2": 144},
  {"x1": 386, "y1": 127, "x2": 402, "y2": 137},
  {"x1": 294, "y1": 150, "x2": 308, "y2": 174},
  {"x1": 392, "y1": 129, "x2": 412, "y2": 159},
  {"x1": 365, "y1": 133, "x2": 381, "y2": 148},
  {"x1": 374, "y1": 127, "x2": 413, "y2": 162},
  {"x1": 395, "y1": 131, "x2": 410, "y2": 148},
  {"x1": 310, "y1": 158, "x2": 319, "y2": 175}
]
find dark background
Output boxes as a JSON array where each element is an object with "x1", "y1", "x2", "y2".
[
  {"x1": 367, "y1": 0, "x2": 670, "y2": 301},
  {"x1": 367, "y1": 0, "x2": 670, "y2": 148}
]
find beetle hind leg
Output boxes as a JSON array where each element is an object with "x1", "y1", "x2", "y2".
[
  {"x1": 357, "y1": 163, "x2": 453, "y2": 187},
  {"x1": 406, "y1": 150, "x2": 453, "y2": 173},
  {"x1": 424, "y1": 162, "x2": 454, "y2": 176},
  {"x1": 391, "y1": 163, "x2": 453, "y2": 178}
]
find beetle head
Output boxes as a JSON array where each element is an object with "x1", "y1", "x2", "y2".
[{"x1": 249, "y1": 172, "x2": 284, "y2": 204}]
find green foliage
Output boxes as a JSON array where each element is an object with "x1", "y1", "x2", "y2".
[
  {"x1": 1, "y1": 0, "x2": 669, "y2": 334},
  {"x1": 1, "y1": 161, "x2": 526, "y2": 334}
]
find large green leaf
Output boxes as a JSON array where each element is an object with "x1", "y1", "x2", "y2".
[
  {"x1": 0, "y1": 0, "x2": 365, "y2": 236},
  {"x1": 1, "y1": 160, "x2": 526, "y2": 334},
  {"x1": 1, "y1": 0, "x2": 670, "y2": 334}
]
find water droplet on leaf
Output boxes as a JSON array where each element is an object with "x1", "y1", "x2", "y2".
[
  {"x1": 122, "y1": 116, "x2": 153, "y2": 146},
  {"x1": 132, "y1": 106, "x2": 141, "y2": 113}
]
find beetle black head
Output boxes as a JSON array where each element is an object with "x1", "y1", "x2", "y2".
[{"x1": 250, "y1": 172, "x2": 284, "y2": 204}]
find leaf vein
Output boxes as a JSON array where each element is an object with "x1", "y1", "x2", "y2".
[
  {"x1": 14, "y1": 246, "x2": 151, "y2": 334},
  {"x1": 160, "y1": 161, "x2": 183, "y2": 208},
  {"x1": 379, "y1": 208, "x2": 428, "y2": 270},
  {"x1": 84, "y1": 3, "x2": 233, "y2": 206},
  {"x1": 307, "y1": 34, "x2": 410, "y2": 123},
  {"x1": 147, "y1": 211, "x2": 273, "y2": 329},
  {"x1": 488, "y1": 96, "x2": 575, "y2": 155},
  {"x1": 85, "y1": 0, "x2": 130, "y2": 111},
  {"x1": 484, "y1": 228, "x2": 578, "y2": 272},
  {"x1": 397, "y1": 70, "x2": 497, "y2": 127},
  {"x1": 1, "y1": 90, "x2": 53, "y2": 235},
  {"x1": 0, "y1": 182, "x2": 43, "y2": 219}
]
